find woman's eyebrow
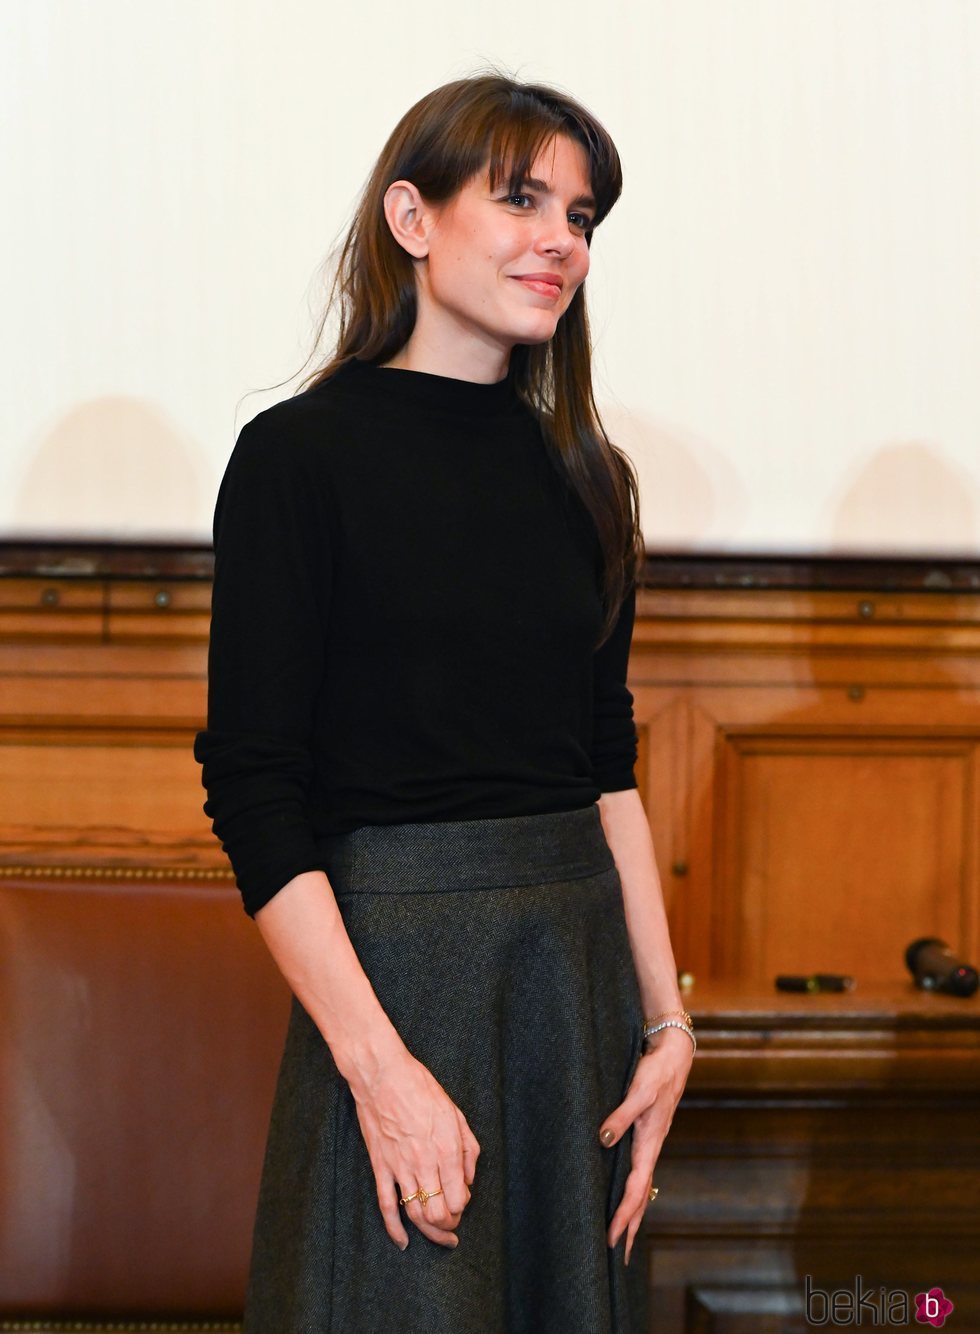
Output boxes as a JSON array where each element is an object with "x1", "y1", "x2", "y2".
[{"x1": 517, "y1": 176, "x2": 596, "y2": 210}]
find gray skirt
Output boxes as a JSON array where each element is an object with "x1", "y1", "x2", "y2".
[{"x1": 243, "y1": 804, "x2": 650, "y2": 1333}]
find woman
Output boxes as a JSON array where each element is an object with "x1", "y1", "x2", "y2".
[{"x1": 194, "y1": 69, "x2": 694, "y2": 1333}]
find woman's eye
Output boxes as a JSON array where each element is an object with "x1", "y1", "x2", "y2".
[{"x1": 504, "y1": 195, "x2": 592, "y2": 232}]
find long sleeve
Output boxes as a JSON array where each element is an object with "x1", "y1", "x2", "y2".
[
  {"x1": 590, "y1": 581, "x2": 639, "y2": 792},
  {"x1": 192, "y1": 412, "x2": 332, "y2": 918}
]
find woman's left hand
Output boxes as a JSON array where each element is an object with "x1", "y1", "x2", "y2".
[{"x1": 599, "y1": 1026, "x2": 695, "y2": 1266}]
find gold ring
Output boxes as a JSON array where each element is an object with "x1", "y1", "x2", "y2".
[{"x1": 399, "y1": 1186, "x2": 443, "y2": 1207}]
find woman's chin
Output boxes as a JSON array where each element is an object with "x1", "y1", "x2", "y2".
[{"x1": 506, "y1": 317, "x2": 561, "y2": 346}]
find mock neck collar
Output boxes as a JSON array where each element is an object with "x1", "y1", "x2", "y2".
[{"x1": 330, "y1": 356, "x2": 522, "y2": 418}]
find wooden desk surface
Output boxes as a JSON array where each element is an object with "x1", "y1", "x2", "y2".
[
  {"x1": 680, "y1": 976, "x2": 980, "y2": 1024},
  {"x1": 675, "y1": 978, "x2": 980, "y2": 1095}
]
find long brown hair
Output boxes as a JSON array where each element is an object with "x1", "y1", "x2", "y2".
[{"x1": 289, "y1": 68, "x2": 644, "y2": 647}]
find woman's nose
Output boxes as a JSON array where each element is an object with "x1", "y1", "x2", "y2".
[{"x1": 534, "y1": 222, "x2": 575, "y2": 256}]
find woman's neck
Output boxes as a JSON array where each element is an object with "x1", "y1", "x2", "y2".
[{"x1": 380, "y1": 329, "x2": 510, "y2": 386}]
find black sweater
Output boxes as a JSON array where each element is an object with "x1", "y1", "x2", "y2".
[{"x1": 193, "y1": 357, "x2": 638, "y2": 918}]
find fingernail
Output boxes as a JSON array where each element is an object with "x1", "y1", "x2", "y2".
[
  {"x1": 600, "y1": 1128, "x2": 615, "y2": 1146},
  {"x1": 450, "y1": 1238, "x2": 459, "y2": 1249},
  {"x1": 399, "y1": 1239, "x2": 408, "y2": 1251}
]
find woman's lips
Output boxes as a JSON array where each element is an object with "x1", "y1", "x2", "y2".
[{"x1": 513, "y1": 277, "x2": 562, "y2": 299}]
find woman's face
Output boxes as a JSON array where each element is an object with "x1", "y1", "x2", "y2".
[{"x1": 390, "y1": 133, "x2": 595, "y2": 370}]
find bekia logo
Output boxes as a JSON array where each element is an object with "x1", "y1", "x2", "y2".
[
  {"x1": 915, "y1": 1287, "x2": 955, "y2": 1328},
  {"x1": 804, "y1": 1274, "x2": 955, "y2": 1326}
]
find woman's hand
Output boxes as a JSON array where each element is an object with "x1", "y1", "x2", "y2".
[
  {"x1": 599, "y1": 1027, "x2": 694, "y2": 1266},
  {"x1": 349, "y1": 1048, "x2": 481, "y2": 1252}
]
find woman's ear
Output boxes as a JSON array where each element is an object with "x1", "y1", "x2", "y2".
[{"x1": 382, "y1": 179, "x2": 438, "y2": 260}]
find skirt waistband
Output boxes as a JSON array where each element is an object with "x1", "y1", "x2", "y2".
[{"x1": 315, "y1": 804, "x2": 614, "y2": 896}]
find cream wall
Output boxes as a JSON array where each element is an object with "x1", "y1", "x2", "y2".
[{"x1": 2, "y1": 0, "x2": 978, "y2": 555}]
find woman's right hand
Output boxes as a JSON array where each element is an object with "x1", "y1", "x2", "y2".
[{"x1": 350, "y1": 1048, "x2": 481, "y2": 1251}]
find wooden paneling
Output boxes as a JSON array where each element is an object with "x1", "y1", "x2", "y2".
[
  {"x1": 0, "y1": 555, "x2": 216, "y2": 872},
  {"x1": 630, "y1": 584, "x2": 980, "y2": 985},
  {"x1": 729, "y1": 737, "x2": 974, "y2": 981},
  {"x1": 0, "y1": 735, "x2": 214, "y2": 863},
  {"x1": 3, "y1": 555, "x2": 979, "y2": 975},
  {"x1": 3, "y1": 544, "x2": 980, "y2": 1331}
]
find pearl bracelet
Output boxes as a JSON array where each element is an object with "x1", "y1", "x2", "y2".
[{"x1": 641, "y1": 1018, "x2": 697, "y2": 1055}]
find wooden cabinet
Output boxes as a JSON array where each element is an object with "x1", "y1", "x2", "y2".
[
  {"x1": 631, "y1": 582, "x2": 980, "y2": 986},
  {"x1": 645, "y1": 978, "x2": 980, "y2": 1333}
]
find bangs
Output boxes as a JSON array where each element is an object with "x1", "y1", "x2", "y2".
[{"x1": 470, "y1": 100, "x2": 620, "y2": 232}]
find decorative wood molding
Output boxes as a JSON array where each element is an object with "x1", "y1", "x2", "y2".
[
  {"x1": 0, "y1": 542, "x2": 215, "y2": 582},
  {"x1": 0, "y1": 864, "x2": 234, "y2": 882},
  {"x1": 2, "y1": 539, "x2": 980, "y2": 593},
  {"x1": 641, "y1": 550, "x2": 980, "y2": 592},
  {"x1": 0, "y1": 1323, "x2": 242, "y2": 1333}
]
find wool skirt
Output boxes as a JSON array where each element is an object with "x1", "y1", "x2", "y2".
[{"x1": 243, "y1": 804, "x2": 651, "y2": 1333}]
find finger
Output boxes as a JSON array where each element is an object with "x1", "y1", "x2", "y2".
[
  {"x1": 400, "y1": 1173, "x2": 460, "y2": 1248},
  {"x1": 408, "y1": 1209, "x2": 460, "y2": 1248},
  {"x1": 624, "y1": 1208, "x2": 645, "y2": 1267},
  {"x1": 437, "y1": 1132, "x2": 472, "y2": 1217},
  {"x1": 378, "y1": 1176, "x2": 410, "y2": 1250},
  {"x1": 456, "y1": 1108, "x2": 481, "y2": 1186},
  {"x1": 607, "y1": 1158, "x2": 658, "y2": 1248},
  {"x1": 461, "y1": 1141, "x2": 479, "y2": 1188},
  {"x1": 406, "y1": 1204, "x2": 460, "y2": 1244},
  {"x1": 611, "y1": 1190, "x2": 648, "y2": 1254},
  {"x1": 415, "y1": 1170, "x2": 457, "y2": 1230},
  {"x1": 599, "y1": 1087, "x2": 657, "y2": 1148},
  {"x1": 609, "y1": 1158, "x2": 657, "y2": 1237}
]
